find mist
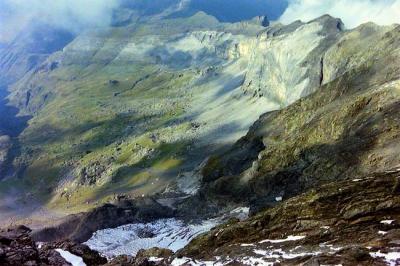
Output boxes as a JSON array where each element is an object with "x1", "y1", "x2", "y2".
[
  {"x1": 0, "y1": 0, "x2": 119, "y2": 43},
  {"x1": 2, "y1": 0, "x2": 400, "y2": 44},
  {"x1": 280, "y1": 0, "x2": 400, "y2": 28}
]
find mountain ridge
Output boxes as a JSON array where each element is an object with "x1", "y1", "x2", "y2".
[{"x1": 0, "y1": 8, "x2": 400, "y2": 265}]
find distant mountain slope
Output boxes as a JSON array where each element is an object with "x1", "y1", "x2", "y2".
[
  {"x1": 0, "y1": 12, "x2": 346, "y2": 220},
  {"x1": 0, "y1": 23, "x2": 74, "y2": 85},
  {"x1": 117, "y1": 0, "x2": 288, "y2": 21},
  {"x1": 169, "y1": 0, "x2": 288, "y2": 22}
]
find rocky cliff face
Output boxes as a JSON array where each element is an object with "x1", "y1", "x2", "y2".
[
  {"x1": 200, "y1": 23, "x2": 400, "y2": 211},
  {"x1": 176, "y1": 171, "x2": 400, "y2": 265}
]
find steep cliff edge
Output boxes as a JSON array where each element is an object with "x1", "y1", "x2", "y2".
[
  {"x1": 176, "y1": 171, "x2": 400, "y2": 265},
  {"x1": 199, "y1": 23, "x2": 400, "y2": 212}
]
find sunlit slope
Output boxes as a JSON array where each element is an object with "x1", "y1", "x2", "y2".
[{"x1": 5, "y1": 13, "x2": 344, "y2": 213}]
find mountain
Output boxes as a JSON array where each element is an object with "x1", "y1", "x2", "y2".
[
  {"x1": 117, "y1": 0, "x2": 288, "y2": 21},
  {"x1": 0, "y1": 22, "x2": 75, "y2": 86},
  {"x1": 169, "y1": 0, "x2": 288, "y2": 22},
  {"x1": 0, "y1": 12, "x2": 348, "y2": 221},
  {"x1": 0, "y1": 3, "x2": 400, "y2": 266},
  {"x1": 198, "y1": 22, "x2": 400, "y2": 210}
]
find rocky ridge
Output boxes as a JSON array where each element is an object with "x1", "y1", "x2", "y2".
[
  {"x1": 1, "y1": 6, "x2": 400, "y2": 266},
  {"x1": 198, "y1": 22, "x2": 400, "y2": 210},
  {"x1": 0, "y1": 12, "x2": 352, "y2": 221}
]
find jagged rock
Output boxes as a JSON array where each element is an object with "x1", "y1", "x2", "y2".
[
  {"x1": 136, "y1": 248, "x2": 173, "y2": 259},
  {"x1": 199, "y1": 23, "x2": 400, "y2": 209},
  {"x1": 32, "y1": 197, "x2": 174, "y2": 243},
  {"x1": 109, "y1": 80, "x2": 120, "y2": 85},
  {"x1": 175, "y1": 172, "x2": 400, "y2": 265},
  {"x1": 105, "y1": 248, "x2": 172, "y2": 266},
  {"x1": 42, "y1": 241, "x2": 107, "y2": 265},
  {"x1": 0, "y1": 225, "x2": 69, "y2": 266}
]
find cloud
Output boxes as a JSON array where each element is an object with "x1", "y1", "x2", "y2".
[
  {"x1": 0, "y1": 0, "x2": 120, "y2": 42},
  {"x1": 279, "y1": 0, "x2": 400, "y2": 28}
]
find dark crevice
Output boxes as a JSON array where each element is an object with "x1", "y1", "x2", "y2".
[{"x1": 319, "y1": 56, "x2": 324, "y2": 86}]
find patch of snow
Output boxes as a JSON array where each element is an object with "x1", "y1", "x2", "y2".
[
  {"x1": 281, "y1": 250, "x2": 322, "y2": 259},
  {"x1": 149, "y1": 257, "x2": 163, "y2": 262},
  {"x1": 275, "y1": 196, "x2": 283, "y2": 202},
  {"x1": 320, "y1": 226, "x2": 330, "y2": 230},
  {"x1": 239, "y1": 257, "x2": 275, "y2": 266},
  {"x1": 241, "y1": 243, "x2": 255, "y2": 247},
  {"x1": 230, "y1": 207, "x2": 250, "y2": 220},
  {"x1": 378, "y1": 231, "x2": 388, "y2": 235},
  {"x1": 55, "y1": 249, "x2": 86, "y2": 266},
  {"x1": 352, "y1": 179, "x2": 362, "y2": 182},
  {"x1": 171, "y1": 257, "x2": 223, "y2": 266},
  {"x1": 259, "y1": 235, "x2": 306, "y2": 244},
  {"x1": 252, "y1": 247, "x2": 323, "y2": 262},
  {"x1": 381, "y1": 220, "x2": 395, "y2": 225},
  {"x1": 253, "y1": 249, "x2": 271, "y2": 256},
  {"x1": 370, "y1": 251, "x2": 400, "y2": 266},
  {"x1": 85, "y1": 218, "x2": 221, "y2": 258}
]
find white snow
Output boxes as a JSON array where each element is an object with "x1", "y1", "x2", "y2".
[
  {"x1": 378, "y1": 231, "x2": 388, "y2": 235},
  {"x1": 381, "y1": 220, "x2": 395, "y2": 225},
  {"x1": 253, "y1": 248, "x2": 321, "y2": 260},
  {"x1": 241, "y1": 243, "x2": 255, "y2": 247},
  {"x1": 149, "y1": 257, "x2": 164, "y2": 262},
  {"x1": 55, "y1": 249, "x2": 86, "y2": 266},
  {"x1": 370, "y1": 251, "x2": 400, "y2": 266},
  {"x1": 239, "y1": 257, "x2": 275, "y2": 266},
  {"x1": 259, "y1": 235, "x2": 306, "y2": 244},
  {"x1": 171, "y1": 257, "x2": 223, "y2": 266},
  {"x1": 275, "y1": 197, "x2": 283, "y2": 202},
  {"x1": 229, "y1": 207, "x2": 250, "y2": 220},
  {"x1": 85, "y1": 218, "x2": 220, "y2": 258}
]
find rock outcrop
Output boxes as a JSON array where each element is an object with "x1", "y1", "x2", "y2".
[
  {"x1": 0, "y1": 225, "x2": 66, "y2": 266},
  {"x1": 175, "y1": 171, "x2": 400, "y2": 265},
  {"x1": 0, "y1": 225, "x2": 108, "y2": 266},
  {"x1": 199, "y1": 23, "x2": 400, "y2": 209},
  {"x1": 32, "y1": 197, "x2": 174, "y2": 243}
]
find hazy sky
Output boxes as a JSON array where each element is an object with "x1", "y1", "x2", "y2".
[
  {"x1": 281, "y1": 0, "x2": 400, "y2": 28},
  {"x1": 0, "y1": 0, "x2": 119, "y2": 43},
  {"x1": 0, "y1": 0, "x2": 399, "y2": 43}
]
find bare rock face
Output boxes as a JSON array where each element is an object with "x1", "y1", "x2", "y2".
[
  {"x1": 42, "y1": 241, "x2": 107, "y2": 266},
  {"x1": 0, "y1": 225, "x2": 69, "y2": 266},
  {"x1": 32, "y1": 197, "x2": 174, "y2": 243},
  {"x1": 242, "y1": 15, "x2": 344, "y2": 106},
  {"x1": 0, "y1": 225, "x2": 108, "y2": 266},
  {"x1": 176, "y1": 172, "x2": 400, "y2": 265},
  {"x1": 199, "y1": 23, "x2": 400, "y2": 207}
]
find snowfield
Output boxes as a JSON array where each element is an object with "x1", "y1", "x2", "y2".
[{"x1": 85, "y1": 218, "x2": 221, "y2": 258}]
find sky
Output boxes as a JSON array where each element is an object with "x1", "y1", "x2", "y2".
[
  {"x1": 0, "y1": 0, "x2": 120, "y2": 43},
  {"x1": 280, "y1": 0, "x2": 400, "y2": 28},
  {"x1": 0, "y1": 0, "x2": 399, "y2": 43}
]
